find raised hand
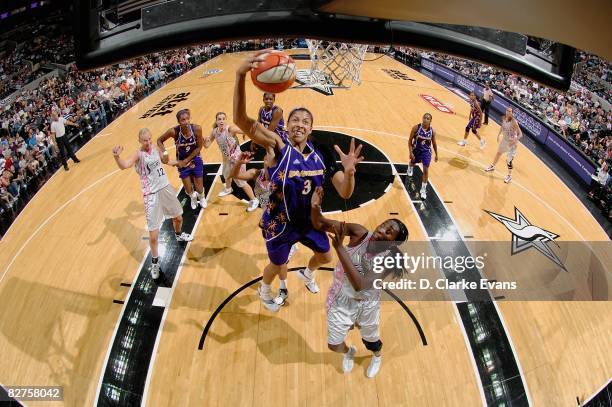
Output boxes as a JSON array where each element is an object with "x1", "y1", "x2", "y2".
[
  {"x1": 328, "y1": 221, "x2": 347, "y2": 249},
  {"x1": 334, "y1": 138, "x2": 364, "y2": 176},
  {"x1": 237, "y1": 151, "x2": 254, "y2": 165},
  {"x1": 112, "y1": 145, "x2": 123, "y2": 156},
  {"x1": 236, "y1": 49, "x2": 270, "y2": 75}
]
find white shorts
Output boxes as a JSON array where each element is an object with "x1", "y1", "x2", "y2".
[
  {"x1": 222, "y1": 155, "x2": 246, "y2": 188},
  {"x1": 498, "y1": 138, "x2": 517, "y2": 160},
  {"x1": 327, "y1": 293, "x2": 380, "y2": 345},
  {"x1": 143, "y1": 184, "x2": 183, "y2": 231}
]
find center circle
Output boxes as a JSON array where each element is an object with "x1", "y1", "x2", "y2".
[{"x1": 227, "y1": 130, "x2": 394, "y2": 212}]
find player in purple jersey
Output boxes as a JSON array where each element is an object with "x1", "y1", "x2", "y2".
[
  {"x1": 258, "y1": 92, "x2": 286, "y2": 136},
  {"x1": 157, "y1": 109, "x2": 207, "y2": 210},
  {"x1": 457, "y1": 92, "x2": 486, "y2": 149},
  {"x1": 234, "y1": 50, "x2": 364, "y2": 311},
  {"x1": 407, "y1": 113, "x2": 438, "y2": 199}
]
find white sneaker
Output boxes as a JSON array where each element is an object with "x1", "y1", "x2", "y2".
[
  {"x1": 257, "y1": 287, "x2": 281, "y2": 312},
  {"x1": 295, "y1": 268, "x2": 320, "y2": 293},
  {"x1": 342, "y1": 346, "x2": 357, "y2": 373},
  {"x1": 287, "y1": 244, "x2": 298, "y2": 261},
  {"x1": 504, "y1": 175, "x2": 512, "y2": 183},
  {"x1": 366, "y1": 355, "x2": 382, "y2": 378},
  {"x1": 273, "y1": 288, "x2": 289, "y2": 305},
  {"x1": 457, "y1": 140, "x2": 466, "y2": 146},
  {"x1": 420, "y1": 187, "x2": 427, "y2": 200},
  {"x1": 218, "y1": 187, "x2": 233, "y2": 197},
  {"x1": 484, "y1": 164, "x2": 495, "y2": 172},
  {"x1": 406, "y1": 166, "x2": 413, "y2": 177},
  {"x1": 150, "y1": 263, "x2": 160, "y2": 279},
  {"x1": 480, "y1": 139, "x2": 486, "y2": 149},
  {"x1": 175, "y1": 232, "x2": 193, "y2": 242},
  {"x1": 199, "y1": 194, "x2": 207, "y2": 208},
  {"x1": 247, "y1": 198, "x2": 259, "y2": 212},
  {"x1": 190, "y1": 193, "x2": 197, "y2": 210}
]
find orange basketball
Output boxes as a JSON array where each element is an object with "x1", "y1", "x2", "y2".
[{"x1": 250, "y1": 50, "x2": 296, "y2": 93}]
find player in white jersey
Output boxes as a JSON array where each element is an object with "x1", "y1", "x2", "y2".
[
  {"x1": 311, "y1": 186, "x2": 409, "y2": 378},
  {"x1": 206, "y1": 112, "x2": 259, "y2": 211},
  {"x1": 484, "y1": 106, "x2": 523, "y2": 183},
  {"x1": 112, "y1": 128, "x2": 193, "y2": 280}
]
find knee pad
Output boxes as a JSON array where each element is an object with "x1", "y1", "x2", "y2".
[
  {"x1": 362, "y1": 338, "x2": 383, "y2": 352},
  {"x1": 506, "y1": 159, "x2": 513, "y2": 170}
]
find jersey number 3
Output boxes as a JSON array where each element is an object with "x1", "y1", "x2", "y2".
[{"x1": 302, "y1": 180, "x2": 312, "y2": 195}]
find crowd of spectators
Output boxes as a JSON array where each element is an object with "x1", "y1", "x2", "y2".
[
  {"x1": 1, "y1": 34, "x2": 610, "y2": 235},
  {"x1": 395, "y1": 46, "x2": 611, "y2": 220},
  {"x1": 0, "y1": 38, "x2": 290, "y2": 237},
  {"x1": 404, "y1": 50, "x2": 612, "y2": 167},
  {"x1": 574, "y1": 51, "x2": 611, "y2": 101},
  {"x1": 0, "y1": 13, "x2": 76, "y2": 98}
]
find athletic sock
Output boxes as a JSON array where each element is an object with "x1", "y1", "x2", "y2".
[
  {"x1": 259, "y1": 282, "x2": 273, "y2": 300},
  {"x1": 279, "y1": 279, "x2": 287, "y2": 289}
]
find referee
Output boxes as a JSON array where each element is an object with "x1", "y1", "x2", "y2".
[
  {"x1": 481, "y1": 82, "x2": 494, "y2": 125},
  {"x1": 50, "y1": 111, "x2": 81, "y2": 171}
]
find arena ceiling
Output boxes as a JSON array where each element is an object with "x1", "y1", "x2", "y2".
[{"x1": 74, "y1": 0, "x2": 612, "y2": 90}]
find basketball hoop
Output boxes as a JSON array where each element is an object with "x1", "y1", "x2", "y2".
[{"x1": 304, "y1": 40, "x2": 369, "y2": 88}]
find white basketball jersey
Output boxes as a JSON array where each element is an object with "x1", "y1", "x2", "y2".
[
  {"x1": 328, "y1": 232, "x2": 381, "y2": 302},
  {"x1": 135, "y1": 148, "x2": 169, "y2": 196}
]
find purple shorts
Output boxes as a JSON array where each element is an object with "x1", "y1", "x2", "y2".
[
  {"x1": 411, "y1": 147, "x2": 432, "y2": 167},
  {"x1": 465, "y1": 117, "x2": 481, "y2": 134},
  {"x1": 265, "y1": 223, "x2": 330, "y2": 265},
  {"x1": 178, "y1": 156, "x2": 204, "y2": 179}
]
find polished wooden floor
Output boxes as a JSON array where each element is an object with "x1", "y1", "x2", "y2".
[{"x1": 0, "y1": 51, "x2": 609, "y2": 406}]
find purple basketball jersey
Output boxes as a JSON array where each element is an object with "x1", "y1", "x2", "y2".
[
  {"x1": 175, "y1": 124, "x2": 198, "y2": 161},
  {"x1": 258, "y1": 105, "x2": 285, "y2": 135},
  {"x1": 260, "y1": 141, "x2": 326, "y2": 240},
  {"x1": 412, "y1": 123, "x2": 433, "y2": 167}
]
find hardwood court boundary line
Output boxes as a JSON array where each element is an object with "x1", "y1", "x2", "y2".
[
  {"x1": 337, "y1": 129, "x2": 530, "y2": 405},
  {"x1": 0, "y1": 169, "x2": 120, "y2": 286},
  {"x1": 0, "y1": 146, "x2": 178, "y2": 287},
  {"x1": 390, "y1": 162, "x2": 487, "y2": 406},
  {"x1": 321, "y1": 130, "x2": 489, "y2": 404},
  {"x1": 140, "y1": 166, "x2": 222, "y2": 407}
]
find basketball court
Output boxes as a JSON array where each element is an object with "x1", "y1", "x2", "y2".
[{"x1": 0, "y1": 46, "x2": 609, "y2": 406}]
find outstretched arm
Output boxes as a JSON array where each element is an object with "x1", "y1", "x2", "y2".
[
  {"x1": 112, "y1": 146, "x2": 139, "y2": 170},
  {"x1": 330, "y1": 138, "x2": 364, "y2": 199},
  {"x1": 233, "y1": 51, "x2": 285, "y2": 151},
  {"x1": 203, "y1": 129, "x2": 215, "y2": 148},
  {"x1": 328, "y1": 223, "x2": 375, "y2": 291},
  {"x1": 230, "y1": 151, "x2": 259, "y2": 181},
  {"x1": 157, "y1": 128, "x2": 175, "y2": 154},
  {"x1": 311, "y1": 186, "x2": 368, "y2": 237}
]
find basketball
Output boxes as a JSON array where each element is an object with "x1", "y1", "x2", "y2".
[{"x1": 250, "y1": 50, "x2": 296, "y2": 93}]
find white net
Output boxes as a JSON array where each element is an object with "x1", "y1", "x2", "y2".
[{"x1": 304, "y1": 40, "x2": 369, "y2": 88}]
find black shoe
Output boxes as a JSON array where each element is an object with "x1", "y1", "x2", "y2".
[
  {"x1": 63, "y1": 165, "x2": 69, "y2": 171},
  {"x1": 273, "y1": 288, "x2": 289, "y2": 305},
  {"x1": 74, "y1": 158, "x2": 81, "y2": 163}
]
